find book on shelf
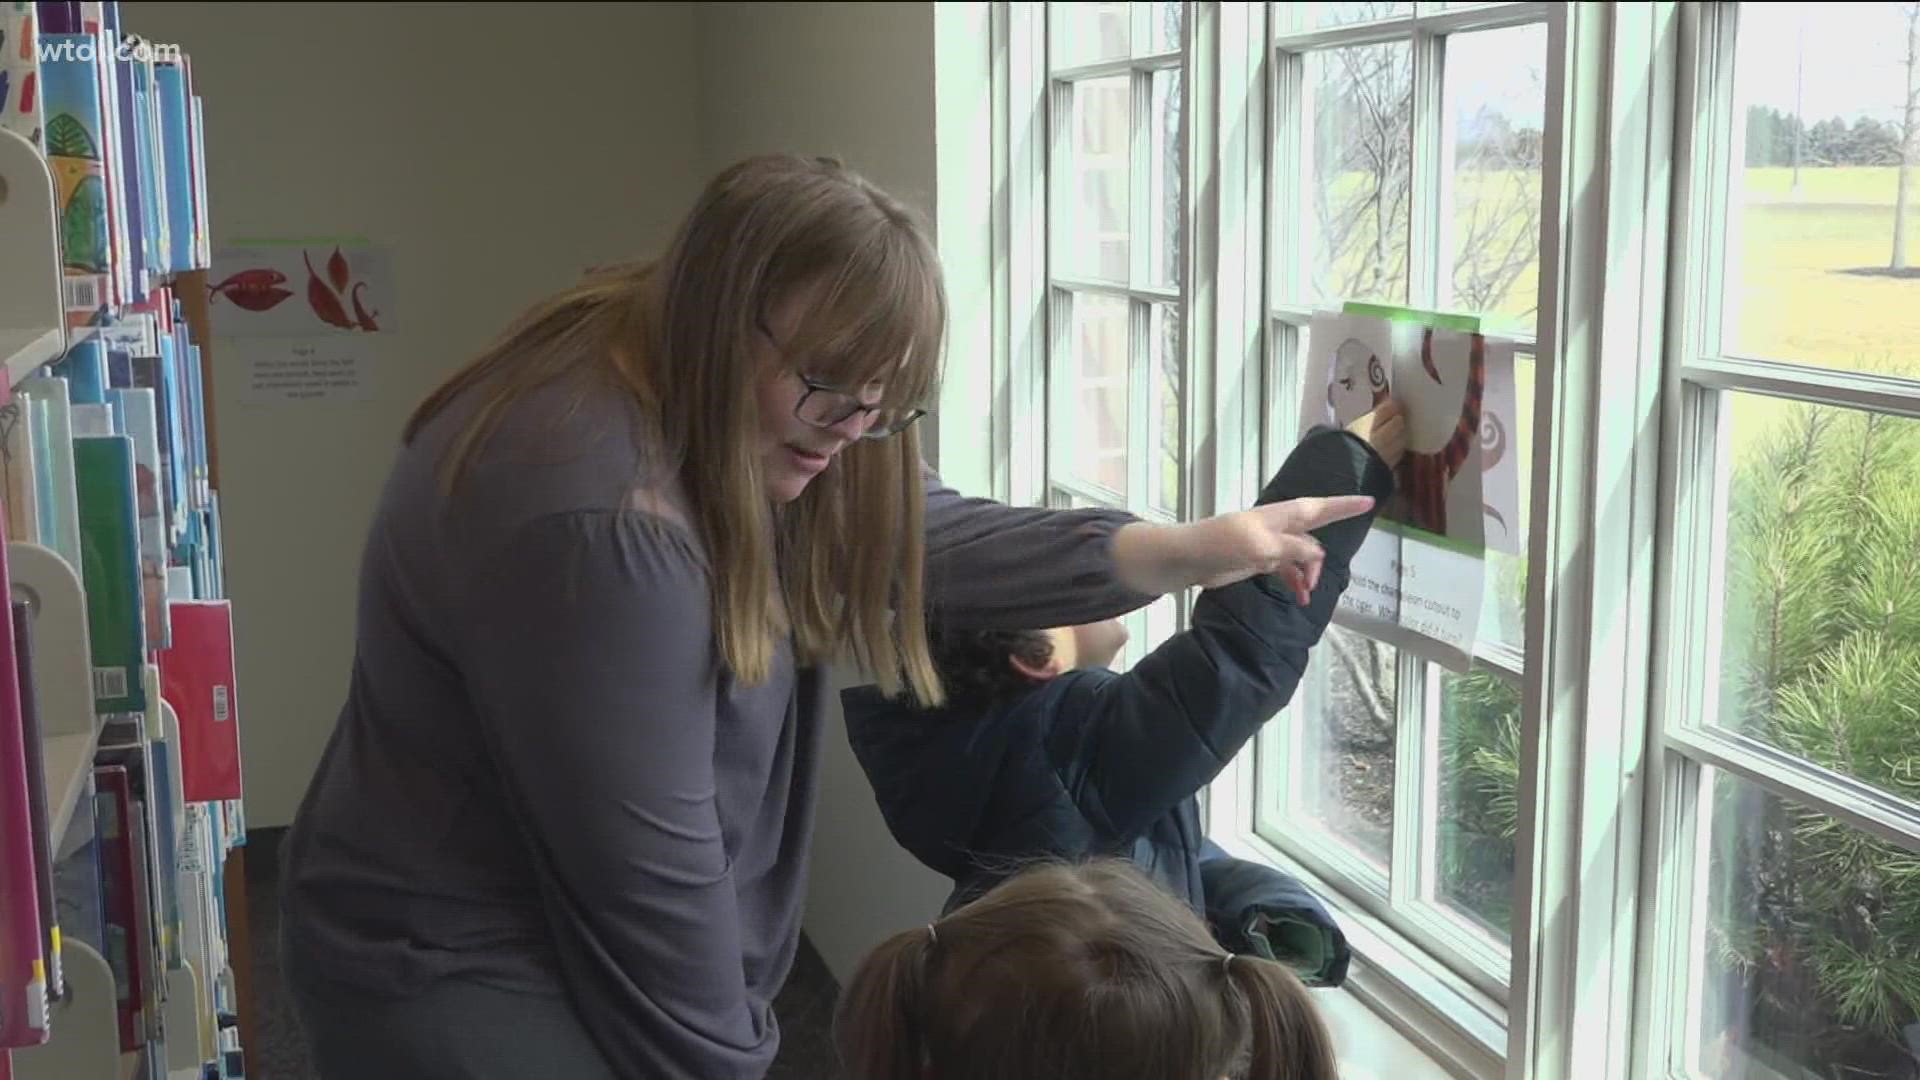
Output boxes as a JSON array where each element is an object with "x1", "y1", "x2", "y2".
[
  {"x1": 3, "y1": 2, "x2": 238, "y2": 1074},
  {"x1": 0, "y1": 540, "x2": 48, "y2": 1051},
  {"x1": 0, "y1": 3, "x2": 42, "y2": 147}
]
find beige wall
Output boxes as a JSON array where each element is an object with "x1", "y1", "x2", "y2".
[
  {"x1": 125, "y1": 1, "x2": 708, "y2": 828},
  {"x1": 695, "y1": 0, "x2": 958, "y2": 985}
]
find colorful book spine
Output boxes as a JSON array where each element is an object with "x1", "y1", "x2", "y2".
[
  {"x1": 131, "y1": 49, "x2": 168, "y2": 279},
  {"x1": 14, "y1": 602, "x2": 63, "y2": 1005},
  {"x1": 93, "y1": 764, "x2": 142, "y2": 1052},
  {"x1": 74, "y1": 435, "x2": 147, "y2": 713},
  {"x1": 18, "y1": 376, "x2": 85, "y2": 576},
  {"x1": 110, "y1": 388, "x2": 167, "y2": 650},
  {"x1": 36, "y1": 26, "x2": 112, "y2": 326},
  {"x1": 52, "y1": 771, "x2": 105, "y2": 962},
  {"x1": 0, "y1": 542, "x2": 49, "y2": 1049},
  {"x1": 0, "y1": 2, "x2": 42, "y2": 145},
  {"x1": 158, "y1": 601, "x2": 241, "y2": 802},
  {"x1": 51, "y1": 336, "x2": 108, "y2": 405},
  {"x1": 153, "y1": 59, "x2": 192, "y2": 273}
]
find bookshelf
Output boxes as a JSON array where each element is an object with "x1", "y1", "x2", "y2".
[{"x1": 2, "y1": 4, "x2": 250, "y2": 1080}]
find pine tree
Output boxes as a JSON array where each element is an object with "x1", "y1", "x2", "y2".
[{"x1": 1713, "y1": 401, "x2": 1920, "y2": 1075}]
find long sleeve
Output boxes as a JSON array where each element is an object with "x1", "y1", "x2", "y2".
[
  {"x1": 1045, "y1": 428, "x2": 1396, "y2": 843},
  {"x1": 453, "y1": 510, "x2": 772, "y2": 1080},
  {"x1": 1197, "y1": 841, "x2": 1351, "y2": 987},
  {"x1": 921, "y1": 465, "x2": 1157, "y2": 631}
]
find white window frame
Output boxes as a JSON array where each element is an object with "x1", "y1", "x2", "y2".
[
  {"x1": 1633, "y1": 5, "x2": 1920, "y2": 1079},
  {"x1": 987, "y1": 4, "x2": 1683, "y2": 1077},
  {"x1": 1007, "y1": 1, "x2": 1205, "y2": 665},
  {"x1": 1251, "y1": 1, "x2": 1552, "y2": 1024}
]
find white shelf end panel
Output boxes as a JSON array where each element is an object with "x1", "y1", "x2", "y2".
[{"x1": 0, "y1": 128, "x2": 68, "y2": 389}]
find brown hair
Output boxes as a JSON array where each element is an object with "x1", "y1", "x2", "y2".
[
  {"x1": 835, "y1": 860, "x2": 1341, "y2": 1080},
  {"x1": 403, "y1": 154, "x2": 948, "y2": 702},
  {"x1": 925, "y1": 623, "x2": 1055, "y2": 712}
]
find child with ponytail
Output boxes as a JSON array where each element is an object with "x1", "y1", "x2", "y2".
[{"x1": 834, "y1": 859, "x2": 1341, "y2": 1080}]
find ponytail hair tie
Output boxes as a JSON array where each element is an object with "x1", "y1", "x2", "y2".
[
  {"x1": 926, "y1": 923, "x2": 939, "y2": 948},
  {"x1": 1221, "y1": 952, "x2": 1235, "y2": 977}
]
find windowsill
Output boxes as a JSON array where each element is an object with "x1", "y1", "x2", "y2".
[{"x1": 1207, "y1": 827, "x2": 1508, "y2": 1079}]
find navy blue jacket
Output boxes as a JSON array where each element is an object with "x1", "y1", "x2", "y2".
[{"x1": 842, "y1": 427, "x2": 1395, "y2": 988}]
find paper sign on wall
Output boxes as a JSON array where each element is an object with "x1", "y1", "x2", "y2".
[
  {"x1": 209, "y1": 239, "x2": 394, "y2": 338},
  {"x1": 1298, "y1": 305, "x2": 1521, "y2": 671},
  {"x1": 240, "y1": 338, "x2": 374, "y2": 405}
]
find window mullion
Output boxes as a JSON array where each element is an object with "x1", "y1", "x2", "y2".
[
  {"x1": 1390, "y1": 649, "x2": 1427, "y2": 912},
  {"x1": 1008, "y1": 1, "x2": 1050, "y2": 507},
  {"x1": 1633, "y1": 5, "x2": 1741, "y2": 1075},
  {"x1": 1408, "y1": 19, "x2": 1446, "y2": 308},
  {"x1": 1128, "y1": 297, "x2": 1152, "y2": 517},
  {"x1": 1509, "y1": 3, "x2": 1676, "y2": 1078}
]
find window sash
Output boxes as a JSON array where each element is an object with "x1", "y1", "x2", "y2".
[
  {"x1": 1639, "y1": 3, "x2": 1920, "y2": 1076},
  {"x1": 1258, "y1": 0, "x2": 1558, "y2": 1008}
]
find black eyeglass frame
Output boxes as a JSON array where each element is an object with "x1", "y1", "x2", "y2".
[{"x1": 759, "y1": 318, "x2": 931, "y2": 441}]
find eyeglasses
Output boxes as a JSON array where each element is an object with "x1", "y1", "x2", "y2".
[
  {"x1": 760, "y1": 319, "x2": 929, "y2": 440},
  {"x1": 794, "y1": 374, "x2": 928, "y2": 440}
]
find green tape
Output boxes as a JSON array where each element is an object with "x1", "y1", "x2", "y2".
[
  {"x1": 1373, "y1": 515, "x2": 1488, "y2": 559},
  {"x1": 1341, "y1": 301, "x2": 1482, "y2": 334}
]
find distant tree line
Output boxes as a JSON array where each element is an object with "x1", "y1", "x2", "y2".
[{"x1": 1746, "y1": 104, "x2": 1907, "y2": 168}]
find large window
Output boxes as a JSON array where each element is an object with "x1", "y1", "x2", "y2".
[
  {"x1": 990, "y1": 2, "x2": 1920, "y2": 1076},
  {"x1": 1645, "y1": 4, "x2": 1920, "y2": 1077},
  {"x1": 1255, "y1": 0, "x2": 1549, "y2": 1005},
  {"x1": 1040, "y1": 0, "x2": 1190, "y2": 668}
]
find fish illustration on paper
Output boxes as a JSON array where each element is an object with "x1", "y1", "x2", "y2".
[
  {"x1": 208, "y1": 268, "x2": 292, "y2": 312},
  {"x1": 211, "y1": 241, "x2": 394, "y2": 337}
]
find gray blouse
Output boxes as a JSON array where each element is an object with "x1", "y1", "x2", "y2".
[{"x1": 278, "y1": 370, "x2": 1152, "y2": 1077}]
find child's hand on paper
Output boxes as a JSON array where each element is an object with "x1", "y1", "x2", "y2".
[{"x1": 1347, "y1": 400, "x2": 1407, "y2": 470}]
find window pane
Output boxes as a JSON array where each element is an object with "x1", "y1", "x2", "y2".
[
  {"x1": 1051, "y1": 1, "x2": 1129, "y2": 68},
  {"x1": 1065, "y1": 292, "x2": 1131, "y2": 496},
  {"x1": 1145, "y1": 1, "x2": 1185, "y2": 54},
  {"x1": 1724, "y1": 3, "x2": 1920, "y2": 379},
  {"x1": 1150, "y1": 68, "x2": 1185, "y2": 290},
  {"x1": 1444, "y1": 23, "x2": 1548, "y2": 336},
  {"x1": 1437, "y1": 670, "x2": 1520, "y2": 940},
  {"x1": 1152, "y1": 304, "x2": 1182, "y2": 516},
  {"x1": 1716, "y1": 394, "x2": 1920, "y2": 808},
  {"x1": 1065, "y1": 76, "x2": 1132, "y2": 284},
  {"x1": 1306, "y1": 43, "x2": 1414, "y2": 306},
  {"x1": 1693, "y1": 769, "x2": 1920, "y2": 1078},
  {"x1": 1303, "y1": 2, "x2": 1414, "y2": 29},
  {"x1": 1299, "y1": 625, "x2": 1398, "y2": 869}
]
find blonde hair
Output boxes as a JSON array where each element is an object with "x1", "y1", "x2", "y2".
[
  {"x1": 835, "y1": 860, "x2": 1341, "y2": 1080},
  {"x1": 405, "y1": 154, "x2": 948, "y2": 703}
]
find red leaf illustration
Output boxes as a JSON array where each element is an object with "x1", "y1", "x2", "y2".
[
  {"x1": 303, "y1": 251, "x2": 356, "y2": 330},
  {"x1": 226, "y1": 286, "x2": 294, "y2": 313},
  {"x1": 327, "y1": 246, "x2": 351, "y2": 293},
  {"x1": 209, "y1": 268, "x2": 289, "y2": 307},
  {"x1": 351, "y1": 281, "x2": 380, "y2": 332}
]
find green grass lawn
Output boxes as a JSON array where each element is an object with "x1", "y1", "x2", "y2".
[{"x1": 1725, "y1": 167, "x2": 1919, "y2": 455}]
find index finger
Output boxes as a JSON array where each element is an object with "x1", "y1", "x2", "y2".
[{"x1": 1272, "y1": 494, "x2": 1377, "y2": 532}]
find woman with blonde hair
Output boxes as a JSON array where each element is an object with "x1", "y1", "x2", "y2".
[{"x1": 278, "y1": 154, "x2": 1371, "y2": 1079}]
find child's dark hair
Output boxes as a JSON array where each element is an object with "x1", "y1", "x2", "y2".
[
  {"x1": 923, "y1": 622, "x2": 1054, "y2": 712},
  {"x1": 834, "y1": 859, "x2": 1340, "y2": 1080}
]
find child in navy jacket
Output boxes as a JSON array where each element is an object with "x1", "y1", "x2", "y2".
[{"x1": 842, "y1": 406, "x2": 1402, "y2": 988}]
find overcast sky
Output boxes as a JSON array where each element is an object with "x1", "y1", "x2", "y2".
[{"x1": 1736, "y1": 2, "x2": 1915, "y2": 124}]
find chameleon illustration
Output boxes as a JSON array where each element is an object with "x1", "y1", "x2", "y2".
[{"x1": 1393, "y1": 327, "x2": 1486, "y2": 538}]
